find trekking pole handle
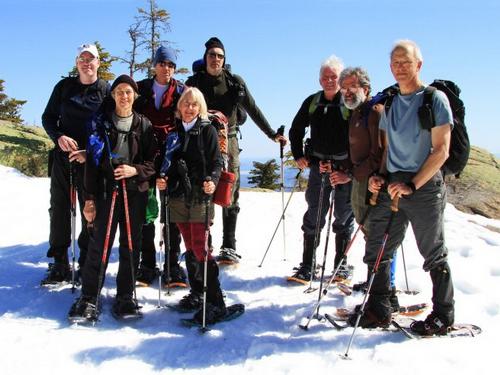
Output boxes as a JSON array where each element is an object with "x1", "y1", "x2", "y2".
[
  {"x1": 369, "y1": 191, "x2": 379, "y2": 206},
  {"x1": 390, "y1": 195, "x2": 400, "y2": 212},
  {"x1": 204, "y1": 176, "x2": 212, "y2": 201},
  {"x1": 277, "y1": 125, "x2": 285, "y2": 157}
]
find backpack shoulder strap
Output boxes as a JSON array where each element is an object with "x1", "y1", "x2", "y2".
[
  {"x1": 418, "y1": 86, "x2": 437, "y2": 131},
  {"x1": 308, "y1": 91, "x2": 323, "y2": 116},
  {"x1": 381, "y1": 84, "x2": 399, "y2": 115}
]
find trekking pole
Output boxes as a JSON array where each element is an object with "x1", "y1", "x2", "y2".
[
  {"x1": 341, "y1": 195, "x2": 399, "y2": 360},
  {"x1": 94, "y1": 133, "x2": 119, "y2": 322},
  {"x1": 304, "y1": 169, "x2": 328, "y2": 293},
  {"x1": 259, "y1": 169, "x2": 303, "y2": 267},
  {"x1": 163, "y1": 185, "x2": 172, "y2": 297},
  {"x1": 299, "y1": 192, "x2": 378, "y2": 330},
  {"x1": 69, "y1": 162, "x2": 77, "y2": 293},
  {"x1": 308, "y1": 190, "x2": 334, "y2": 307},
  {"x1": 157, "y1": 189, "x2": 165, "y2": 307},
  {"x1": 94, "y1": 184, "x2": 118, "y2": 322},
  {"x1": 200, "y1": 177, "x2": 212, "y2": 333},
  {"x1": 277, "y1": 125, "x2": 286, "y2": 261},
  {"x1": 400, "y1": 242, "x2": 410, "y2": 293},
  {"x1": 121, "y1": 179, "x2": 138, "y2": 305}
]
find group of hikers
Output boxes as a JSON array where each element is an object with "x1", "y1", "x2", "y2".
[{"x1": 41, "y1": 36, "x2": 456, "y2": 335}]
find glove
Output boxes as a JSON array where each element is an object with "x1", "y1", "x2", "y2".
[{"x1": 83, "y1": 200, "x2": 96, "y2": 223}]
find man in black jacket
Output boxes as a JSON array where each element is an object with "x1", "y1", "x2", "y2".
[
  {"x1": 41, "y1": 44, "x2": 109, "y2": 284},
  {"x1": 186, "y1": 37, "x2": 287, "y2": 264},
  {"x1": 288, "y1": 55, "x2": 355, "y2": 284}
]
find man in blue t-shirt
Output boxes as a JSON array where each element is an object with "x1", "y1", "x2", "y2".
[{"x1": 352, "y1": 40, "x2": 455, "y2": 336}]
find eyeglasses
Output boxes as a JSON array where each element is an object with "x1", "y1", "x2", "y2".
[
  {"x1": 391, "y1": 60, "x2": 413, "y2": 68},
  {"x1": 158, "y1": 61, "x2": 176, "y2": 69},
  {"x1": 77, "y1": 56, "x2": 98, "y2": 64},
  {"x1": 340, "y1": 86, "x2": 361, "y2": 94},
  {"x1": 207, "y1": 52, "x2": 225, "y2": 60}
]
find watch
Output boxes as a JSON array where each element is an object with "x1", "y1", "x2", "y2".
[{"x1": 407, "y1": 181, "x2": 417, "y2": 193}]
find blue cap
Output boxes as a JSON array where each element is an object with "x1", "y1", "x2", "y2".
[{"x1": 153, "y1": 46, "x2": 177, "y2": 66}]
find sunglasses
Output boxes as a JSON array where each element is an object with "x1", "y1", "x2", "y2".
[{"x1": 207, "y1": 52, "x2": 225, "y2": 60}]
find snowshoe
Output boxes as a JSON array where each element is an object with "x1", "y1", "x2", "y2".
[
  {"x1": 393, "y1": 316, "x2": 482, "y2": 339},
  {"x1": 162, "y1": 263, "x2": 188, "y2": 288},
  {"x1": 111, "y1": 296, "x2": 143, "y2": 321},
  {"x1": 216, "y1": 247, "x2": 241, "y2": 265},
  {"x1": 181, "y1": 303, "x2": 245, "y2": 328},
  {"x1": 334, "y1": 303, "x2": 428, "y2": 320},
  {"x1": 68, "y1": 295, "x2": 99, "y2": 324},
  {"x1": 330, "y1": 264, "x2": 354, "y2": 284},
  {"x1": 287, "y1": 264, "x2": 315, "y2": 285},
  {"x1": 135, "y1": 265, "x2": 158, "y2": 287}
]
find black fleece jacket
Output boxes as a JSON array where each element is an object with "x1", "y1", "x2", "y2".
[
  {"x1": 42, "y1": 77, "x2": 109, "y2": 148},
  {"x1": 84, "y1": 110, "x2": 157, "y2": 200}
]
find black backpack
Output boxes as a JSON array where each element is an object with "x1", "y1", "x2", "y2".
[{"x1": 380, "y1": 80, "x2": 469, "y2": 178}]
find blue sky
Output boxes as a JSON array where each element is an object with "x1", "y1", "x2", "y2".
[{"x1": 1, "y1": 0, "x2": 499, "y2": 159}]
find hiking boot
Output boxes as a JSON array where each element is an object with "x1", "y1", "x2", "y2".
[
  {"x1": 333, "y1": 263, "x2": 354, "y2": 282},
  {"x1": 136, "y1": 265, "x2": 158, "y2": 287},
  {"x1": 287, "y1": 263, "x2": 315, "y2": 285},
  {"x1": 68, "y1": 295, "x2": 98, "y2": 322},
  {"x1": 217, "y1": 247, "x2": 241, "y2": 265},
  {"x1": 192, "y1": 303, "x2": 227, "y2": 325},
  {"x1": 352, "y1": 280, "x2": 368, "y2": 293},
  {"x1": 112, "y1": 295, "x2": 141, "y2": 319},
  {"x1": 162, "y1": 263, "x2": 188, "y2": 288},
  {"x1": 174, "y1": 290, "x2": 203, "y2": 312},
  {"x1": 389, "y1": 286, "x2": 400, "y2": 313},
  {"x1": 410, "y1": 312, "x2": 452, "y2": 336},
  {"x1": 41, "y1": 262, "x2": 71, "y2": 285},
  {"x1": 348, "y1": 307, "x2": 392, "y2": 329}
]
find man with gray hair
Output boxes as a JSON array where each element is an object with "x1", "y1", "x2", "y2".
[
  {"x1": 352, "y1": 40, "x2": 455, "y2": 335},
  {"x1": 288, "y1": 55, "x2": 354, "y2": 284},
  {"x1": 330, "y1": 67, "x2": 400, "y2": 312}
]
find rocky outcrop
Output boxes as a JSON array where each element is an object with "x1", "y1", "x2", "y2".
[{"x1": 445, "y1": 146, "x2": 500, "y2": 219}]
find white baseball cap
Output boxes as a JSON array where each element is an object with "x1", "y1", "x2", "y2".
[{"x1": 77, "y1": 43, "x2": 99, "y2": 58}]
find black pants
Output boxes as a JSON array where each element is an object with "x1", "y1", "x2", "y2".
[
  {"x1": 81, "y1": 187, "x2": 147, "y2": 298},
  {"x1": 140, "y1": 221, "x2": 182, "y2": 269},
  {"x1": 364, "y1": 172, "x2": 454, "y2": 320},
  {"x1": 47, "y1": 150, "x2": 89, "y2": 265}
]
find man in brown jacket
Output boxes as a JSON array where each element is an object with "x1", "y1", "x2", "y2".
[{"x1": 329, "y1": 67, "x2": 400, "y2": 311}]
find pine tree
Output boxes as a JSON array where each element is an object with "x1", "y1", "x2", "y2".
[
  {"x1": 248, "y1": 159, "x2": 280, "y2": 190},
  {"x1": 68, "y1": 41, "x2": 116, "y2": 81},
  {"x1": 283, "y1": 150, "x2": 308, "y2": 191},
  {"x1": 0, "y1": 79, "x2": 26, "y2": 124}
]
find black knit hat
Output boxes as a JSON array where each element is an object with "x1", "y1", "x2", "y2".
[
  {"x1": 204, "y1": 37, "x2": 225, "y2": 53},
  {"x1": 111, "y1": 74, "x2": 138, "y2": 94}
]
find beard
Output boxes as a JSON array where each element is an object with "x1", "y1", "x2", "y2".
[{"x1": 342, "y1": 90, "x2": 367, "y2": 110}]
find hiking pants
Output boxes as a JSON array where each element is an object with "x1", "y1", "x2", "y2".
[
  {"x1": 302, "y1": 162, "x2": 354, "y2": 238},
  {"x1": 47, "y1": 149, "x2": 89, "y2": 266},
  {"x1": 364, "y1": 171, "x2": 454, "y2": 318},
  {"x1": 81, "y1": 189, "x2": 147, "y2": 298}
]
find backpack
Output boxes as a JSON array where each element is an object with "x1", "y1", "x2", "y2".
[
  {"x1": 164, "y1": 110, "x2": 233, "y2": 206},
  {"x1": 308, "y1": 90, "x2": 350, "y2": 120},
  {"x1": 380, "y1": 80, "x2": 469, "y2": 178}
]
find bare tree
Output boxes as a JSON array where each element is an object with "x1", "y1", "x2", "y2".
[
  {"x1": 114, "y1": 22, "x2": 148, "y2": 78},
  {"x1": 137, "y1": 0, "x2": 172, "y2": 77}
]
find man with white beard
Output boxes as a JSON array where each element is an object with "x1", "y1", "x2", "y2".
[{"x1": 329, "y1": 67, "x2": 400, "y2": 312}]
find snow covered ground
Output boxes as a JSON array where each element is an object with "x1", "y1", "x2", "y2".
[{"x1": 0, "y1": 165, "x2": 499, "y2": 374}]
